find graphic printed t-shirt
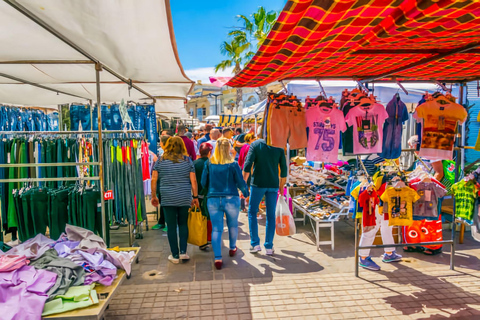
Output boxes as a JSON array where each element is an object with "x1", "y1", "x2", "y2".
[
  {"x1": 306, "y1": 107, "x2": 346, "y2": 163},
  {"x1": 451, "y1": 180, "x2": 479, "y2": 224},
  {"x1": 411, "y1": 181, "x2": 446, "y2": 219},
  {"x1": 358, "y1": 189, "x2": 379, "y2": 227},
  {"x1": 345, "y1": 103, "x2": 388, "y2": 155},
  {"x1": 415, "y1": 98, "x2": 467, "y2": 160},
  {"x1": 380, "y1": 186, "x2": 420, "y2": 226}
]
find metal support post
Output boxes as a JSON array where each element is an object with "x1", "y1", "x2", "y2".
[
  {"x1": 89, "y1": 99, "x2": 93, "y2": 130},
  {"x1": 95, "y1": 63, "x2": 107, "y2": 244}
]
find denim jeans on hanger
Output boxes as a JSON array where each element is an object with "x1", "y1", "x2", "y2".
[
  {"x1": 145, "y1": 104, "x2": 158, "y2": 153},
  {"x1": 70, "y1": 105, "x2": 92, "y2": 131},
  {"x1": 0, "y1": 106, "x2": 8, "y2": 131},
  {"x1": 101, "y1": 105, "x2": 112, "y2": 130},
  {"x1": 24, "y1": 109, "x2": 35, "y2": 131},
  {"x1": 126, "y1": 106, "x2": 136, "y2": 130},
  {"x1": 110, "y1": 104, "x2": 122, "y2": 130},
  {"x1": 17, "y1": 110, "x2": 29, "y2": 131},
  {"x1": 8, "y1": 107, "x2": 20, "y2": 131},
  {"x1": 47, "y1": 112, "x2": 59, "y2": 131},
  {"x1": 134, "y1": 105, "x2": 147, "y2": 131}
]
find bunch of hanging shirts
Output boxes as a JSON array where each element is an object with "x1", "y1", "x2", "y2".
[{"x1": 0, "y1": 135, "x2": 150, "y2": 243}]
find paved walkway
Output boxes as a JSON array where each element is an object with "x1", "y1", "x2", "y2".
[{"x1": 107, "y1": 212, "x2": 480, "y2": 319}]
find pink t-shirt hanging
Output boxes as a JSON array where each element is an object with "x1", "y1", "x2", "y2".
[
  {"x1": 345, "y1": 103, "x2": 388, "y2": 155},
  {"x1": 305, "y1": 107, "x2": 346, "y2": 163}
]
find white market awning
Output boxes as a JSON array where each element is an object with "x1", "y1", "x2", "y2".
[{"x1": 0, "y1": 0, "x2": 193, "y2": 114}]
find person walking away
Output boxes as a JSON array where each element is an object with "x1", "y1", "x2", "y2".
[
  {"x1": 152, "y1": 135, "x2": 171, "y2": 231},
  {"x1": 151, "y1": 137, "x2": 199, "y2": 264},
  {"x1": 238, "y1": 133, "x2": 256, "y2": 213},
  {"x1": 243, "y1": 135, "x2": 287, "y2": 255},
  {"x1": 177, "y1": 125, "x2": 197, "y2": 161},
  {"x1": 197, "y1": 124, "x2": 212, "y2": 146},
  {"x1": 186, "y1": 131, "x2": 198, "y2": 155},
  {"x1": 193, "y1": 143, "x2": 213, "y2": 251},
  {"x1": 233, "y1": 128, "x2": 246, "y2": 161},
  {"x1": 207, "y1": 129, "x2": 221, "y2": 155},
  {"x1": 201, "y1": 138, "x2": 249, "y2": 270}
]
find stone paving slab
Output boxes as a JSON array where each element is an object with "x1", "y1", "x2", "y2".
[{"x1": 106, "y1": 212, "x2": 480, "y2": 319}]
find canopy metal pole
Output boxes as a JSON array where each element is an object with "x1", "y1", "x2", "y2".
[{"x1": 95, "y1": 63, "x2": 107, "y2": 243}]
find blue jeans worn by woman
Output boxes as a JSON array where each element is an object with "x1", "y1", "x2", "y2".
[
  {"x1": 248, "y1": 186, "x2": 278, "y2": 249},
  {"x1": 207, "y1": 196, "x2": 241, "y2": 260}
]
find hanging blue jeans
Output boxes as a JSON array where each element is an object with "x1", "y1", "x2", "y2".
[
  {"x1": 101, "y1": 105, "x2": 113, "y2": 130},
  {"x1": 24, "y1": 110, "x2": 35, "y2": 131},
  {"x1": 248, "y1": 186, "x2": 278, "y2": 249},
  {"x1": 207, "y1": 196, "x2": 241, "y2": 260},
  {"x1": 145, "y1": 104, "x2": 158, "y2": 153},
  {"x1": 70, "y1": 105, "x2": 92, "y2": 131},
  {"x1": 47, "y1": 112, "x2": 60, "y2": 131},
  {"x1": 133, "y1": 105, "x2": 147, "y2": 131},
  {"x1": 110, "y1": 105, "x2": 122, "y2": 130},
  {"x1": 8, "y1": 107, "x2": 20, "y2": 131},
  {"x1": 0, "y1": 106, "x2": 8, "y2": 131}
]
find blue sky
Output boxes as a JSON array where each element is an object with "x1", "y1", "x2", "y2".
[{"x1": 170, "y1": 0, "x2": 287, "y2": 82}]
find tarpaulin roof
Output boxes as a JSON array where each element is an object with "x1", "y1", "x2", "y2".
[
  {"x1": 227, "y1": 0, "x2": 480, "y2": 87},
  {"x1": 0, "y1": 0, "x2": 193, "y2": 116}
]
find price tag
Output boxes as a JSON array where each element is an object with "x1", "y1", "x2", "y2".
[
  {"x1": 104, "y1": 190, "x2": 114, "y2": 201},
  {"x1": 315, "y1": 194, "x2": 322, "y2": 201}
]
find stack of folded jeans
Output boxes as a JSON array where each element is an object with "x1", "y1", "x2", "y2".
[{"x1": 0, "y1": 105, "x2": 59, "y2": 131}]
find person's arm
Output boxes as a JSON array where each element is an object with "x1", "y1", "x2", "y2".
[
  {"x1": 151, "y1": 170, "x2": 159, "y2": 207},
  {"x1": 190, "y1": 172, "x2": 200, "y2": 208},
  {"x1": 234, "y1": 164, "x2": 249, "y2": 198},
  {"x1": 243, "y1": 143, "x2": 255, "y2": 182},
  {"x1": 279, "y1": 149, "x2": 288, "y2": 192},
  {"x1": 201, "y1": 161, "x2": 209, "y2": 189}
]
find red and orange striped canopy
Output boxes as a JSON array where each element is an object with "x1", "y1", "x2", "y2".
[{"x1": 227, "y1": 0, "x2": 480, "y2": 87}]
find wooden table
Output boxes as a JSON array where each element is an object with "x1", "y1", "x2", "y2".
[{"x1": 43, "y1": 247, "x2": 140, "y2": 320}]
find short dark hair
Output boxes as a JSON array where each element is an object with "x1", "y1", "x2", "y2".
[
  {"x1": 236, "y1": 128, "x2": 242, "y2": 134},
  {"x1": 222, "y1": 127, "x2": 233, "y2": 135},
  {"x1": 199, "y1": 143, "x2": 213, "y2": 157},
  {"x1": 177, "y1": 125, "x2": 186, "y2": 133},
  {"x1": 160, "y1": 135, "x2": 171, "y2": 145},
  {"x1": 205, "y1": 124, "x2": 213, "y2": 132}
]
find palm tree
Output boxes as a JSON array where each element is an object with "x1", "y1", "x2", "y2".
[
  {"x1": 214, "y1": 38, "x2": 252, "y2": 111},
  {"x1": 229, "y1": 7, "x2": 278, "y2": 100}
]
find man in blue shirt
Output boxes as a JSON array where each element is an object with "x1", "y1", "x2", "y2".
[{"x1": 197, "y1": 124, "x2": 212, "y2": 147}]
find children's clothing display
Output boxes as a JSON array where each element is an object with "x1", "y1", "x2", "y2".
[
  {"x1": 414, "y1": 93, "x2": 467, "y2": 161},
  {"x1": 305, "y1": 106, "x2": 346, "y2": 163},
  {"x1": 381, "y1": 186, "x2": 420, "y2": 226},
  {"x1": 451, "y1": 179, "x2": 479, "y2": 224},
  {"x1": 379, "y1": 94, "x2": 410, "y2": 159},
  {"x1": 410, "y1": 181, "x2": 446, "y2": 219},
  {"x1": 358, "y1": 189, "x2": 379, "y2": 227},
  {"x1": 345, "y1": 101, "x2": 389, "y2": 155}
]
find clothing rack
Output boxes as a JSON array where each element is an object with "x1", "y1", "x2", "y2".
[
  {"x1": 0, "y1": 129, "x2": 145, "y2": 246},
  {"x1": 352, "y1": 82, "x2": 467, "y2": 277}
]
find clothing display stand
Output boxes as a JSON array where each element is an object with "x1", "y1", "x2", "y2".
[{"x1": 0, "y1": 129, "x2": 144, "y2": 246}]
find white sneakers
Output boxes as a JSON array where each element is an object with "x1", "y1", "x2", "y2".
[
  {"x1": 250, "y1": 245, "x2": 275, "y2": 256},
  {"x1": 266, "y1": 247, "x2": 275, "y2": 256},
  {"x1": 180, "y1": 253, "x2": 190, "y2": 260},
  {"x1": 168, "y1": 255, "x2": 180, "y2": 264}
]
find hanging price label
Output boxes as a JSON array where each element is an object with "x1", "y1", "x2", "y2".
[{"x1": 104, "y1": 190, "x2": 114, "y2": 201}]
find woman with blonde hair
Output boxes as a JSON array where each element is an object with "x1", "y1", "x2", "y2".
[
  {"x1": 151, "y1": 136, "x2": 199, "y2": 264},
  {"x1": 201, "y1": 138, "x2": 249, "y2": 270}
]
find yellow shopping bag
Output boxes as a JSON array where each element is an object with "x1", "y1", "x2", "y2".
[{"x1": 187, "y1": 206, "x2": 207, "y2": 246}]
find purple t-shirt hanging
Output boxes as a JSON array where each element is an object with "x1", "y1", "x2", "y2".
[{"x1": 306, "y1": 107, "x2": 346, "y2": 163}]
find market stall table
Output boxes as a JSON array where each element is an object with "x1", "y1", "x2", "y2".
[{"x1": 43, "y1": 247, "x2": 140, "y2": 320}]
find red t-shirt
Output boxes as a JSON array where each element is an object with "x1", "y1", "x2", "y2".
[
  {"x1": 358, "y1": 189, "x2": 379, "y2": 227},
  {"x1": 180, "y1": 136, "x2": 197, "y2": 161}
]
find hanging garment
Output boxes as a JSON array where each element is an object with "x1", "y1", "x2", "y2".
[
  {"x1": 305, "y1": 106, "x2": 346, "y2": 163},
  {"x1": 410, "y1": 181, "x2": 446, "y2": 219},
  {"x1": 345, "y1": 102, "x2": 389, "y2": 155},
  {"x1": 414, "y1": 94, "x2": 467, "y2": 160},
  {"x1": 381, "y1": 186, "x2": 420, "y2": 226},
  {"x1": 379, "y1": 94, "x2": 410, "y2": 159},
  {"x1": 451, "y1": 180, "x2": 479, "y2": 224}
]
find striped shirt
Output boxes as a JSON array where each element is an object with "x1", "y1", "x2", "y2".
[{"x1": 153, "y1": 156, "x2": 194, "y2": 207}]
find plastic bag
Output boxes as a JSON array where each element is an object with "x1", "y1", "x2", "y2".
[
  {"x1": 187, "y1": 206, "x2": 207, "y2": 246},
  {"x1": 275, "y1": 195, "x2": 296, "y2": 236}
]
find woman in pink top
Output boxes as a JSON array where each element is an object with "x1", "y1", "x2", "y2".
[
  {"x1": 238, "y1": 133, "x2": 255, "y2": 169},
  {"x1": 238, "y1": 133, "x2": 256, "y2": 213}
]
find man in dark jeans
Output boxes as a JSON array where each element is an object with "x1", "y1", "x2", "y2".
[{"x1": 243, "y1": 133, "x2": 287, "y2": 256}]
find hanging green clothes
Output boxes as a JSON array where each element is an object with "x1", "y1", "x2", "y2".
[{"x1": 451, "y1": 180, "x2": 479, "y2": 224}]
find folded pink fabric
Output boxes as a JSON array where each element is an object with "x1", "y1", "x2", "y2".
[{"x1": 0, "y1": 255, "x2": 30, "y2": 272}]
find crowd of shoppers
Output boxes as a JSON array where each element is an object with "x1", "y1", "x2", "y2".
[{"x1": 151, "y1": 123, "x2": 287, "y2": 268}]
